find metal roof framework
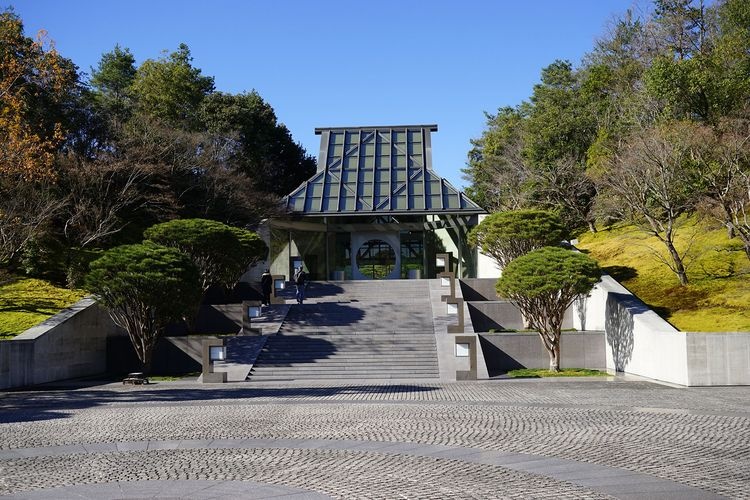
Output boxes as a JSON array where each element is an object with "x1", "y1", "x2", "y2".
[{"x1": 284, "y1": 125, "x2": 483, "y2": 216}]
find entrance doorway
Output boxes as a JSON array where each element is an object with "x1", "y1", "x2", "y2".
[
  {"x1": 356, "y1": 239, "x2": 397, "y2": 279},
  {"x1": 351, "y1": 232, "x2": 401, "y2": 280}
]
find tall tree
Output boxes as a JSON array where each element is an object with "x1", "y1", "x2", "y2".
[
  {"x1": 0, "y1": 176, "x2": 65, "y2": 267},
  {"x1": 652, "y1": 0, "x2": 708, "y2": 60},
  {"x1": 596, "y1": 122, "x2": 702, "y2": 285},
  {"x1": 200, "y1": 91, "x2": 316, "y2": 196},
  {"x1": 468, "y1": 209, "x2": 568, "y2": 270},
  {"x1": 465, "y1": 61, "x2": 601, "y2": 232},
  {"x1": 523, "y1": 60, "x2": 600, "y2": 231},
  {"x1": 496, "y1": 247, "x2": 601, "y2": 372},
  {"x1": 645, "y1": 0, "x2": 750, "y2": 123},
  {"x1": 463, "y1": 107, "x2": 530, "y2": 211},
  {"x1": 0, "y1": 10, "x2": 78, "y2": 179},
  {"x1": 90, "y1": 44, "x2": 137, "y2": 126},
  {"x1": 694, "y1": 117, "x2": 750, "y2": 259},
  {"x1": 113, "y1": 114, "x2": 277, "y2": 227},
  {"x1": 131, "y1": 43, "x2": 214, "y2": 130},
  {"x1": 86, "y1": 242, "x2": 201, "y2": 372},
  {"x1": 144, "y1": 218, "x2": 267, "y2": 294}
]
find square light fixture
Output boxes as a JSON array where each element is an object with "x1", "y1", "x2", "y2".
[
  {"x1": 274, "y1": 279, "x2": 286, "y2": 290},
  {"x1": 435, "y1": 257, "x2": 445, "y2": 268},
  {"x1": 209, "y1": 346, "x2": 226, "y2": 361},
  {"x1": 248, "y1": 305, "x2": 262, "y2": 318},
  {"x1": 447, "y1": 302, "x2": 458, "y2": 315},
  {"x1": 455, "y1": 343, "x2": 470, "y2": 357},
  {"x1": 440, "y1": 276, "x2": 450, "y2": 287}
]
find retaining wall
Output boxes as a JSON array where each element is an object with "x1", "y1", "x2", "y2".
[
  {"x1": 0, "y1": 298, "x2": 121, "y2": 390},
  {"x1": 479, "y1": 332, "x2": 606, "y2": 376},
  {"x1": 575, "y1": 276, "x2": 750, "y2": 386},
  {"x1": 461, "y1": 278, "x2": 574, "y2": 332}
]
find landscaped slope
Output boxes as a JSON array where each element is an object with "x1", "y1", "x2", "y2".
[
  {"x1": 0, "y1": 276, "x2": 86, "y2": 338},
  {"x1": 577, "y1": 218, "x2": 750, "y2": 332}
]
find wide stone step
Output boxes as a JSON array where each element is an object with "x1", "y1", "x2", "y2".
[
  {"x1": 248, "y1": 375, "x2": 436, "y2": 381},
  {"x1": 264, "y1": 339, "x2": 436, "y2": 344},
  {"x1": 257, "y1": 351, "x2": 436, "y2": 358},
  {"x1": 258, "y1": 349, "x2": 437, "y2": 356},
  {"x1": 274, "y1": 328, "x2": 433, "y2": 340},
  {"x1": 263, "y1": 339, "x2": 436, "y2": 345},
  {"x1": 261, "y1": 341, "x2": 437, "y2": 348},
  {"x1": 251, "y1": 369, "x2": 438, "y2": 376},
  {"x1": 250, "y1": 369, "x2": 439, "y2": 377},
  {"x1": 254, "y1": 358, "x2": 437, "y2": 369},
  {"x1": 257, "y1": 351, "x2": 437, "y2": 358},
  {"x1": 252, "y1": 364, "x2": 438, "y2": 371},
  {"x1": 256, "y1": 352, "x2": 438, "y2": 360},
  {"x1": 260, "y1": 342, "x2": 436, "y2": 346},
  {"x1": 248, "y1": 279, "x2": 438, "y2": 382}
]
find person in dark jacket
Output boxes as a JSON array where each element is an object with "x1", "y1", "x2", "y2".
[
  {"x1": 260, "y1": 269, "x2": 272, "y2": 306},
  {"x1": 294, "y1": 267, "x2": 307, "y2": 304}
]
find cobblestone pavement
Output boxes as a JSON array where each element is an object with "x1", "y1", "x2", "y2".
[{"x1": 0, "y1": 378, "x2": 748, "y2": 499}]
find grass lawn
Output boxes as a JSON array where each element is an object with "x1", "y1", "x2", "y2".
[
  {"x1": 0, "y1": 277, "x2": 87, "y2": 339},
  {"x1": 507, "y1": 368, "x2": 608, "y2": 378},
  {"x1": 577, "y1": 217, "x2": 750, "y2": 332}
]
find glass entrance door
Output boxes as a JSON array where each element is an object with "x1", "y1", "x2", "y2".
[
  {"x1": 355, "y1": 239, "x2": 396, "y2": 279},
  {"x1": 350, "y1": 232, "x2": 401, "y2": 280}
]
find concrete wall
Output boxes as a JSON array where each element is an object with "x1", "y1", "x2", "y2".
[
  {"x1": 475, "y1": 214, "x2": 502, "y2": 279},
  {"x1": 0, "y1": 298, "x2": 121, "y2": 390},
  {"x1": 685, "y1": 332, "x2": 750, "y2": 386},
  {"x1": 479, "y1": 332, "x2": 606, "y2": 375},
  {"x1": 460, "y1": 278, "x2": 498, "y2": 301},
  {"x1": 462, "y1": 278, "x2": 573, "y2": 332},
  {"x1": 575, "y1": 276, "x2": 750, "y2": 386},
  {"x1": 107, "y1": 335, "x2": 203, "y2": 375}
]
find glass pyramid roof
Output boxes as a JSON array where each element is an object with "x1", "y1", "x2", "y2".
[{"x1": 284, "y1": 125, "x2": 483, "y2": 216}]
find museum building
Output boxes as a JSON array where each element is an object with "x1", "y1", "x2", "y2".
[{"x1": 264, "y1": 125, "x2": 486, "y2": 281}]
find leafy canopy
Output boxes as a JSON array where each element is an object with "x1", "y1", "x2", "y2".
[
  {"x1": 496, "y1": 247, "x2": 601, "y2": 372},
  {"x1": 87, "y1": 241, "x2": 200, "y2": 316},
  {"x1": 0, "y1": 10, "x2": 79, "y2": 179},
  {"x1": 131, "y1": 43, "x2": 214, "y2": 129},
  {"x1": 143, "y1": 218, "x2": 267, "y2": 292},
  {"x1": 200, "y1": 91, "x2": 317, "y2": 196},
  {"x1": 496, "y1": 247, "x2": 601, "y2": 302},
  {"x1": 468, "y1": 209, "x2": 568, "y2": 269},
  {"x1": 90, "y1": 44, "x2": 137, "y2": 122},
  {"x1": 86, "y1": 242, "x2": 201, "y2": 369}
]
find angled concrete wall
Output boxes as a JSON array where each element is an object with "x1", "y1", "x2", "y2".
[
  {"x1": 461, "y1": 278, "x2": 573, "y2": 332},
  {"x1": 0, "y1": 298, "x2": 121, "y2": 390},
  {"x1": 575, "y1": 276, "x2": 750, "y2": 386}
]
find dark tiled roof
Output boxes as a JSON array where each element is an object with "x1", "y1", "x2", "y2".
[{"x1": 284, "y1": 125, "x2": 483, "y2": 216}]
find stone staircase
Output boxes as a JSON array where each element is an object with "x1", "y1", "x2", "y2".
[{"x1": 247, "y1": 280, "x2": 439, "y2": 381}]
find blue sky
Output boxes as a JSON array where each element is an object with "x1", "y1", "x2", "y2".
[{"x1": 12, "y1": 0, "x2": 637, "y2": 190}]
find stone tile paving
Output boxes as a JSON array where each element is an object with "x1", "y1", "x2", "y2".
[
  {"x1": 0, "y1": 379, "x2": 748, "y2": 499},
  {"x1": 0, "y1": 479, "x2": 330, "y2": 499}
]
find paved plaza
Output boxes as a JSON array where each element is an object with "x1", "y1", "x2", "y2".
[{"x1": 0, "y1": 377, "x2": 748, "y2": 499}]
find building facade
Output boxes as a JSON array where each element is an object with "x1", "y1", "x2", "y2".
[{"x1": 266, "y1": 125, "x2": 485, "y2": 281}]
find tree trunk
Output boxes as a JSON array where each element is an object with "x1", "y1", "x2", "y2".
[
  {"x1": 141, "y1": 342, "x2": 154, "y2": 375},
  {"x1": 665, "y1": 239, "x2": 689, "y2": 286},
  {"x1": 587, "y1": 220, "x2": 597, "y2": 234},
  {"x1": 736, "y1": 228, "x2": 750, "y2": 262},
  {"x1": 548, "y1": 343, "x2": 561, "y2": 372},
  {"x1": 522, "y1": 313, "x2": 532, "y2": 330},
  {"x1": 133, "y1": 330, "x2": 155, "y2": 375}
]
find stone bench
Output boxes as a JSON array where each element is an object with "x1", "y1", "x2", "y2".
[{"x1": 122, "y1": 372, "x2": 149, "y2": 385}]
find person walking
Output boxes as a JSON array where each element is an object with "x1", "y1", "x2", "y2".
[
  {"x1": 294, "y1": 266, "x2": 307, "y2": 304},
  {"x1": 260, "y1": 269, "x2": 272, "y2": 306}
]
